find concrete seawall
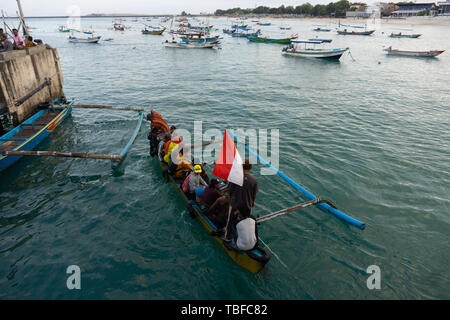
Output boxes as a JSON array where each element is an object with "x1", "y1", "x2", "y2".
[{"x1": 0, "y1": 45, "x2": 64, "y2": 126}]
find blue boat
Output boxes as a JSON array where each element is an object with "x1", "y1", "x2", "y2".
[{"x1": 0, "y1": 99, "x2": 73, "y2": 172}]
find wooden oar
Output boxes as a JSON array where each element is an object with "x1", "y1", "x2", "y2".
[
  {"x1": 256, "y1": 198, "x2": 336, "y2": 223},
  {"x1": 3, "y1": 150, "x2": 122, "y2": 160},
  {"x1": 72, "y1": 105, "x2": 144, "y2": 112}
]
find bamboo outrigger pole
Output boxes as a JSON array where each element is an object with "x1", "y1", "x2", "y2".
[
  {"x1": 72, "y1": 105, "x2": 144, "y2": 112},
  {"x1": 3, "y1": 150, "x2": 122, "y2": 161},
  {"x1": 256, "y1": 198, "x2": 336, "y2": 223}
]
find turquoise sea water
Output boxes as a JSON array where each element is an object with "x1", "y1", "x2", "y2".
[{"x1": 0, "y1": 17, "x2": 449, "y2": 299}]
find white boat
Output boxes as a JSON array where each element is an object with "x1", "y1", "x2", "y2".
[
  {"x1": 282, "y1": 41, "x2": 349, "y2": 60},
  {"x1": 68, "y1": 35, "x2": 101, "y2": 43},
  {"x1": 163, "y1": 40, "x2": 217, "y2": 49},
  {"x1": 383, "y1": 46, "x2": 444, "y2": 57}
]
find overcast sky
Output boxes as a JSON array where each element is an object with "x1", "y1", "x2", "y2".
[{"x1": 2, "y1": 0, "x2": 383, "y2": 16}]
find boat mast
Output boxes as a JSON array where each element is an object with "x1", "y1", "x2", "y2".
[{"x1": 16, "y1": 0, "x2": 29, "y2": 37}]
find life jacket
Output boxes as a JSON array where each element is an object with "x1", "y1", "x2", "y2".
[
  {"x1": 182, "y1": 172, "x2": 194, "y2": 193},
  {"x1": 150, "y1": 110, "x2": 169, "y2": 133},
  {"x1": 163, "y1": 141, "x2": 180, "y2": 163}
]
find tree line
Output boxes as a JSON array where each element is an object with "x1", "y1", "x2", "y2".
[
  {"x1": 214, "y1": 1, "x2": 413, "y2": 17},
  {"x1": 214, "y1": 1, "x2": 352, "y2": 17}
]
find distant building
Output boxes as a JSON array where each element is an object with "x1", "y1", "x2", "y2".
[
  {"x1": 346, "y1": 3, "x2": 381, "y2": 18},
  {"x1": 437, "y1": 1, "x2": 450, "y2": 15},
  {"x1": 390, "y1": 2, "x2": 436, "y2": 17}
]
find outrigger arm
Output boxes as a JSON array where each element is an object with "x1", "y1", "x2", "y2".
[{"x1": 256, "y1": 198, "x2": 336, "y2": 223}]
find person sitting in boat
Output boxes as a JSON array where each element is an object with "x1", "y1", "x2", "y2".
[
  {"x1": 224, "y1": 160, "x2": 258, "y2": 241},
  {"x1": 163, "y1": 135, "x2": 182, "y2": 163},
  {"x1": 158, "y1": 134, "x2": 171, "y2": 162},
  {"x1": 202, "y1": 179, "x2": 229, "y2": 229},
  {"x1": 232, "y1": 206, "x2": 258, "y2": 251},
  {"x1": 171, "y1": 148, "x2": 193, "y2": 180},
  {"x1": 182, "y1": 165, "x2": 208, "y2": 201},
  {"x1": 192, "y1": 157, "x2": 210, "y2": 185},
  {"x1": 147, "y1": 110, "x2": 169, "y2": 156}
]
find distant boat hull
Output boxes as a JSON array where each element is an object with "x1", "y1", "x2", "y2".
[
  {"x1": 313, "y1": 28, "x2": 331, "y2": 32},
  {"x1": 384, "y1": 48, "x2": 444, "y2": 57},
  {"x1": 163, "y1": 41, "x2": 217, "y2": 49},
  {"x1": 337, "y1": 30, "x2": 375, "y2": 35},
  {"x1": 389, "y1": 33, "x2": 421, "y2": 38},
  {"x1": 283, "y1": 47, "x2": 349, "y2": 59},
  {"x1": 68, "y1": 36, "x2": 101, "y2": 43},
  {"x1": 142, "y1": 28, "x2": 165, "y2": 35},
  {"x1": 248, "y1": 36, "x2": 296, "y2": 44},
  {"x1": 0, "y1": 103, "x2": 72, "y2": 172}
]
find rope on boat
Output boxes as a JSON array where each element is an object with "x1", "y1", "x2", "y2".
[
  {"x1": 347, "y1": 50, "x2": 356, "y2": 62},
  {"x1": 259, "y1": 237, "x2": 288, "y2": 270},
  {"x1": 256, "y1": 198, "x2": 336, "y2": 223}
]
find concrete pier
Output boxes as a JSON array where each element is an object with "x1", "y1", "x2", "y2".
[{"x1": 0, "y1": 45, "x2": 64, "y2": 127}]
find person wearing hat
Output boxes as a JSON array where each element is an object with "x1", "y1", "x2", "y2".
[
  {"x1": 182, "y1": 164, "x2": 208, "y2": 201},
  {"x1": 224, "y1": 159, "x2": 258, "y2": 241}
]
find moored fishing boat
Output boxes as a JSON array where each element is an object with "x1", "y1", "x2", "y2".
[
  {"x1": 257, "y1": 22, "x2": 271, "y2": 26},
  {"x1": 282, "y1": 40, "x2": 349, "y2": 59},
  {"x1": 337, "y1": 29, "x2": 375, "y2": 35},
  {"x1": 58, "y1": 25, "x2": 70, "y2": 32},
  {"x1": 68, "y1": 35, "x2": 101, "y2": 43},
  {"x1": 383, "y1": 46, "x2": 444, "y2": 57},
  {"x1": 0, "y1": 99, "x2": 73, "y2": 172},
  {"x1": 180, "y1": 34, "x2": 220, "y2": 43},
  {"x1": 153, "y1": 156, "x2": 270, "y2": 273},
  {"x1": 308, "y1": 38, "x2": 332, "y2": 43},
  {"x1": 313, "y1": 27, "x2": 331, "y2": 32},
  {"x1": 389, "y1": 33, "x2": 421, "y2": 38},
  {"x1": 142, "y1": 27, "x2": 166, "y2": 35},
  {"x1": 248, "y1": 34, "x2": 298, "y2": 44},
  {"x1": 163, "y1": 39, "x2": 219, "y2": 49}
]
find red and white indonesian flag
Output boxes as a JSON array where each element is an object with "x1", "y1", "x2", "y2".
[{"x1": 213, "y1": 130, "x2": 244, "y2": 186}]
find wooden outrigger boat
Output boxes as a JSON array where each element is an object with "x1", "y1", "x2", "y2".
[
  {"x1": 113, "y1": 23, "x2": 125, "y2": 31},
  {"x1": 180, "y1": 34, "x2": 220, "y2": 43},
  {"x1": 163, "y1": 39, "x2": 219, "y2": 49},
  {"x1": 68, "y1": 35, "x2": 101, "y2": 43},
  {"x1": 313, "y1": 28, "x2": 331, "y2": 32},
  {"x1": 389, "y1": 33, "x2": 421, "y2": 38},
  {"x1": 147, "y1": 127, "x2": 365, "y2": 273},
  {"x1": 248, "y1": 34, "x2": 298, "y2": 44},
  {"x1": 337, "y1": 29, "x2": 375, "y2": 35},
  {"x1": 1, "y1": 101, "x2": 143, "y2": 173},
  {"x1": 142, "y1": 27, "x2": 166, "y2": 35},
  {"x1": 282, "y1": 40, "x2": 348, "y2": 60},
  {"x1": 154, "y1": 157, "x2": 270, "y2": 273},
  {"x1": 308, "y1": 38, "x2": 332, "y2": 43},
  {"x1": 383, "y1": 46, "x2": 444, "y2": 57},
  {"x1": 0, "y1": 99, "x2": 73, "y2": 172},
  {"x1": 58, "y1": 25, "x2": 70, "y2": 32}
]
